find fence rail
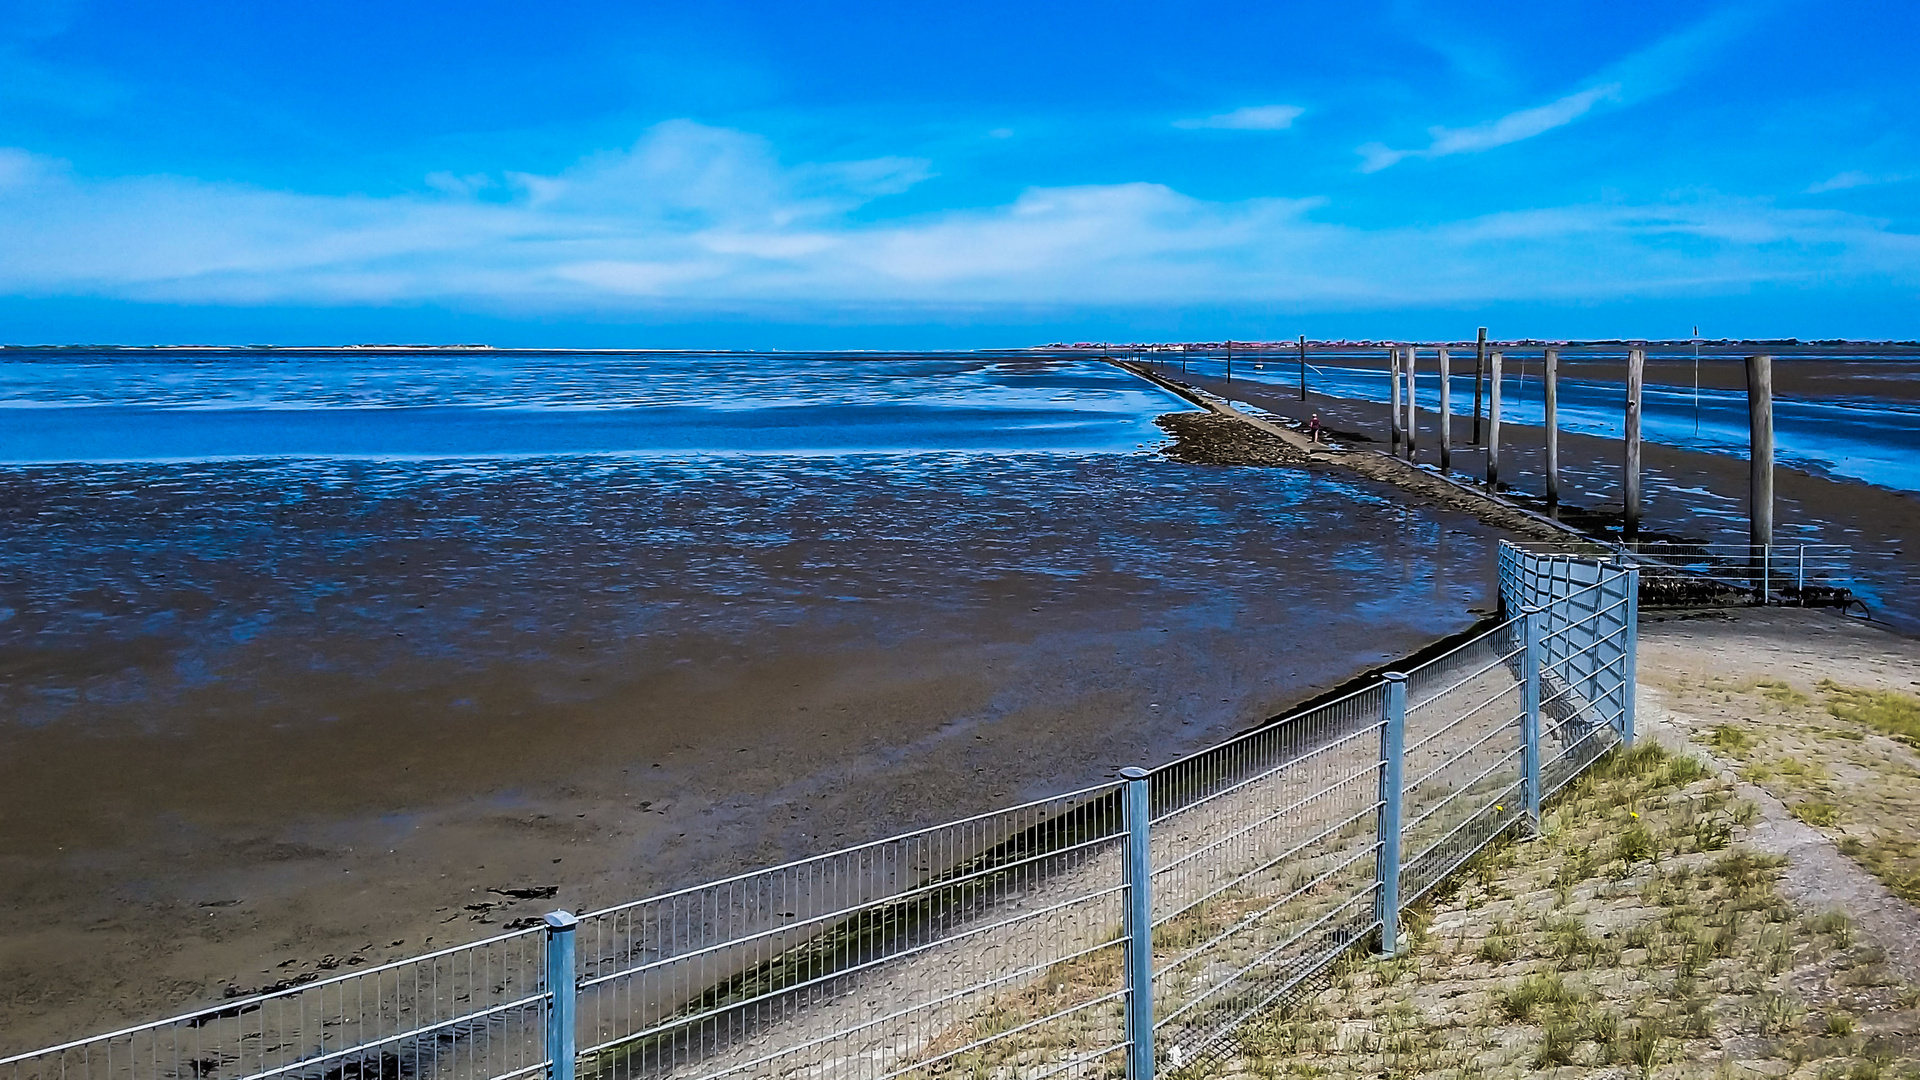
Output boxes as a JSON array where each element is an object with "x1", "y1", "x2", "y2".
[
  {"x1": 1502, "y1": 539, "x2": 1867, "y2": 612},
  {"x1": 4, "y1": 547, "x2": 1636, "y2": 1080}
]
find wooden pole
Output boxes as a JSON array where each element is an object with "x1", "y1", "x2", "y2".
[
  {"x1": 1389, "y1": 348, "x2": 1403, "y2": 455},
  {"x1": 1298, "y1": 334, "x2": 1307, "y2": 401},
  {"x1": 1472, "y1": 327, "x2": 1487, "y2": 445},
  {"x1": 1405, "y1": 346, "x2": 1418, "y2": 462},
  {"x1": 1543, "y1": 347, "x2": 1560, "y2": 513},
  {"x1": 1747, "y1": 353, "x2": 1775, "y2": 552},
  {"x1": 1225, "y1": 340, "x2": 1232, "y2": 383},
  {"x1": 1624, "y1": 347, "x2": 1644, "y2": 538},
  {"x1": 1486, "y1": 351, "x2": 1503, "y2": 490},
  {"x1": 1437, "y1": 347, "x2": 1452, "y2": 472}
]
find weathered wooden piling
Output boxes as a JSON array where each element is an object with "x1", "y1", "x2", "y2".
[
  {"x1": 1747, "y1": 354, "x2": 1775, "y2": 550},
  {"x1": 1472, "y1": 327, "x2": 1488, "y2": 444},
  {"x1": 1437, "y1": 347, "x2": 1452, "y2": 472},
  {"x1": 1389, "y1": 347, "x2": 1403, "y2": 454},
  {"x1": 1298, "y1": 334, "x2": 1307, "y2": 401},
  {"x1": 1405, "y1": 346, "x2": 1418, "y2": 461},
  {"x1": 1543, "y1": 347, "x2": 1560, "y2": 512},
  {"x1": 1624, "y1": 347, "x2": 1645, "y2": 537},
  {"x1": 1486, "y1": 351, "x2": 1503, "y2": 490}
]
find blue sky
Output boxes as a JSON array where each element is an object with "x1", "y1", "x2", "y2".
[{"x1": 1, "y1": 0, "x2": 1915, "y2": 346}]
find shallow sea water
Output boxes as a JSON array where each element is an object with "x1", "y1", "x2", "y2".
[
  {"x1": 0, "y1": 351, "x2": 1173, "y2": 461},
  {"x1": 0, "y1": 350, "x2": 1499, "y2": 742}
]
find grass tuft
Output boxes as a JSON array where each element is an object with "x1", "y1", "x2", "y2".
[
  {"x1": 1616, "y1": 821, "x2": 1657, "y2": 864},
  {"x1": 1620, "y1": 1017, "x2": 1666, "y2": 1074},
  {"x1": 1821, "y1": 679, "x2": 1920, "y2": 742},
  {"x1": 1709, "y1": 724, "x2": 1752, "y2": 751},
  {"x1": 1752, "y1": 678, "x2": 1811, "y2": 708},
  {"x1": 1475, "y1": 920, "x2": 1516, "y2": 964},
  {"x1": 1495, "y1": 972, "x2": 1577, "y2": 1021},
  {"x1": 1535, "y1": 1018, "x2": 1578, "y2": 1067},
  {"x1": 1811, "y1": 910, "x2": 1855, "y2": 948},
  {"x1": 1792, "y1": 801, "x2": 1843, "y2": 828}
]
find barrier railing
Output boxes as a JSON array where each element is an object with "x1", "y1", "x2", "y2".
[
  {"x1": 4, "y1": 550, "x2": 1637, "y2": 1080},
  {"x1": 1501, "y1": 539, "x2": 1862, "y2": 609},
  {"x1": 4, "y1": 930, "x2": 550, "y2": 1080}
]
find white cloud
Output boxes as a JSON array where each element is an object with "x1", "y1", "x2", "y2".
[
  {"x1": 0, "y1": 121, "x2": 1915, "y2": 313},
  {"x1": 1174, "y1": 105, "x2": 1304, "y2": 131},
  {"x1": 1807, "y1": 170, "x2": 1912, "y2": 194},
  {"x1": 1360, "y1": 85, "x2": 1619, "y2": 172}
]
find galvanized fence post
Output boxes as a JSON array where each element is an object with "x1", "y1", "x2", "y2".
[
  {"x1": 1376, "y1": 674, "x2": 1407, "y2": 956},
  {"x1": 1522, "y1": 607, "x2": 1543, "y2": 830},
  {"x1": 1622, "y1": 565, "x2": 1640, "y2": 746},
  {"x1": 1120, "y1": 767, "x2": 1155, "y2": 1080},
  {"x1": 545, "y1": 910, "x2": 579, "y2": 1080}
]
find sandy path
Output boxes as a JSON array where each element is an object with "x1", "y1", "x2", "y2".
[{"x1": 1635, "y1": 606, "x2": 1920, "y2": 981}]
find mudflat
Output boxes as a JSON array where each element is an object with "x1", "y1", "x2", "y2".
[
  {"x1": 1182, "y1": 370, "x2": 1920, "y2": 631},
  {"x1": 0, "y1": 447, "x2": 1505, "y2": 1051}
]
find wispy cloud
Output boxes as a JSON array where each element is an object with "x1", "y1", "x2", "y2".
[
  {"x1": 1359, "y1": 85, "x2": 1619, "y2": 172},
  {"x1": 1359, "y1": 6, "x2": 1762, "y2": 172},
  {"x1": 1173, "y1": 105, "x2": 1304, "y2": 131},
  {"x1": 1807, "y1": 170, "x2": 1912, "y2": 194},
  {"x1": 0, "y1": 121, "x2": 1915, "y2": 313}
]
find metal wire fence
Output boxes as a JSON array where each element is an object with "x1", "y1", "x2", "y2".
[
  {"x1": 4, "y1": 549, "x2": 1636, "y2": 1080},
  {"x1": 4, "y1": 930, "x2": 550, "y2": 1080},
  {"x1": 1145, "y1": 685, "x2": 1387, "y2": 1073},
  {"x1": 572, "y1": 787, "x2": 1133, "y2": 1080},
  {"x1": 1501, "y1": 539, "x2": 1863, "y2": 610}
]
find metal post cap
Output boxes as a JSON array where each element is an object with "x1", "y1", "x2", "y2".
[
  {"x1": 1118, "y1": 767, "x2": 1150, "y2": 780},
  {"x1": 1382, "y1": 671, "x2": 1408, "y2": 683},
  {"x1": 543, "y1": 910, "x2": 580, "y2": 930}
]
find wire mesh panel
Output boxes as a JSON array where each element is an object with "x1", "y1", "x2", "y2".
[
  {"x1": 1539, "y1": 575, "x2": 1630, "y2": 797},
  {"x1": 1500, "y1": 539, "x2": 1863, "y2": 610},
  {"x1": 1498, "y1": 542, "x2": 1617, "y2": 617},
  {"x1": 1398, "y1": 622, "x2": 1527, "y2": 904},
  {"x1": 2, "y1": 932, "x2": 549, "y2": 1080},
  {"x1": 571, "y1": 786, "x2": 1131, "y2": 1080},
  {"x1": 1142, "y1": 687, "x2": 1387, "y2": 1069},
  {"x1": 1499, "y1": 545, "x2": 1634, "y2": 798},
  {"x1": 1627, "y1": 542, "x2": 1854, "y2": 604}
]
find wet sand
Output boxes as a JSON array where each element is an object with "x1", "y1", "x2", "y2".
[
  {"x1": 1175, "y1": 369, "x2": 1920, "y2": 631},
  {"x1": 0, "y1": 447, "x2": 1505, "y2": 1051}
]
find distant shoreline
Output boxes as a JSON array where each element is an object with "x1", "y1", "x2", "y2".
[{"x1": 4, "y1": 339, "x2": 1920, "y2": 353}]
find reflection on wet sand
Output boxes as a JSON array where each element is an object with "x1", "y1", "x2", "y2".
[{"x1": 0, "y1": 357, "x2": 1506, "y2": 1049}]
